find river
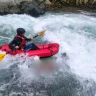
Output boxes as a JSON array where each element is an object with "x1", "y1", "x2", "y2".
[{"x1": 0, "y1": 12, "x2": 96, "y2": 96}]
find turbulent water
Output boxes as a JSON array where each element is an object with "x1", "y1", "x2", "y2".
[{"x1": 0, "y1": 12, "x2": 96, "y2": 96}]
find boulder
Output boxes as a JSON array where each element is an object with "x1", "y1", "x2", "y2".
[
  {"x1": 16, "y1": 0, "x2": 45, "y2": 17},
  {"x1": 0, "y1": 0, "x2": 46, "y2": 17}
]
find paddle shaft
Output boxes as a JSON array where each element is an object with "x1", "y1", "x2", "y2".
[
  {"x1": 28, "y1": 30, "x2": 46, "y2": 42},
  {"x1": 33, "y1": 35, "x2": 38, "y2": 39},
  {"x1": 26, "y1": 30, "x2": 46, "y2": 44}
]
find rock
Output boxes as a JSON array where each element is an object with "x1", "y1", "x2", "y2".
[
  {"x1": 49, "y1": 0, "x2": 96, "y2": 9},
  {"x1": 0, "y1": 0, "x2": 96, "y2": 16},
  {"x1": 16, "y1": 0, "x2": 45, "y2": 17},
  {"x1": 0, "y1": 0, "x2": 46, "y2": 17}
]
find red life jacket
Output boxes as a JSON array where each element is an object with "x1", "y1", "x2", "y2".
[{"x1": 16, "y1": 35, "x2": 26, "y2": 49}]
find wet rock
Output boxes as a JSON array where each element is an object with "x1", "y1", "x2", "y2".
[
  {"x1": 0, "y1": 0, "x2": 46, "y2": 17},
  {"x1": 0, "y1": 0, "x2": 19, "y2": 15},
  {"x1": 16, "y1": 0, "x2": 45, "y2": 17},
  {"x1": 0, "y1": 0, "x2": 96, "y2": 16}
]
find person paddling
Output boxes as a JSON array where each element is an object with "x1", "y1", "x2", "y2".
[{"x1": 9, "y1": 28, "x2": 39, "y2": 51}]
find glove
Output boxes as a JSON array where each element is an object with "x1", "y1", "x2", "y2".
[
  {"x1": 30, "y1": 37, "x2": 33, "y2": 40},
  {"x1": 15, "y1": 46, "x2": 19, "y2": 49}
]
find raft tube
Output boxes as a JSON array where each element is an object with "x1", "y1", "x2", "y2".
[{"x1": 0, "y1": 43, "x2": 59, "y2": 58}]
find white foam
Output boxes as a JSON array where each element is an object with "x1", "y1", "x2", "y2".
[
  {"x1": 0, "y1": 14, "x2": 96, "y2": 82},
  {"x1": 37, "y1": 14, "x2": 96, "y2": 81}
]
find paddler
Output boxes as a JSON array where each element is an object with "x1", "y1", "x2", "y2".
[{"x1": 9, "y1": 28, "x2": 39, "y2": 51}]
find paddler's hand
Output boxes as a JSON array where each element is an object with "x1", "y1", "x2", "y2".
[
  {"x1": 30, "y1": 37, "x2": 33, "y2": 40},
  {"x1": 15, "y1": 46, "x2": 19, "y2": 49}
]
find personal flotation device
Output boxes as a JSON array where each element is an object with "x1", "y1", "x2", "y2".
[{"x1": 16, "y1": 35, "x2": 26, "y2": 49}]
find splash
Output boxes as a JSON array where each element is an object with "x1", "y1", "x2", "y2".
[
  {"x1": 0, "y1": 13, "x2": 96, "y2": 80},
  {"x1": 0, "y1": 13, "x2": 96, "y2": 95}
]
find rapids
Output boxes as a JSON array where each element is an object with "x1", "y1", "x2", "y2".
[{"x1": 0, "y1": 12, "x2": 96, "y2": 96}]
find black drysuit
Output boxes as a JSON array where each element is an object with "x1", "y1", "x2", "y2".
[{"x1": 9, "y1": 36, "x2": 38, "y2": 50}]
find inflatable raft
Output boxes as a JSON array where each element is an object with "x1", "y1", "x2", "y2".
[{"x1": 0, "y1": 43, "x2": 59, "y2": 58}]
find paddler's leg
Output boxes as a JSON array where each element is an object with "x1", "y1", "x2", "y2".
[
  {"x1": 30, "y1": 43, "x2": 39, "y2": 50},
  {"x1": 24, "y1": 44, "x2": 32, "y2": 51},
  {"x1": 24, "y1": 43, "x2": 39, "y2": 51}
]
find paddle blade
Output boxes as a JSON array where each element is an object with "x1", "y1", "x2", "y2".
[
  {"x1": 33, "y1": 30, "x2": 46, "y2": 39},
  {"x1": 38, "y1": 30, "x2": 46, "y2": 36},
  {"x1": 0, "y1": 54, "x2": 6, "y2": 62}
]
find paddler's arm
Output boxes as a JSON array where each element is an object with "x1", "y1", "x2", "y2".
[
  {"x1": 9, "y1": 38, "x2": 22, "y2": 50},
  {"x1": 15, "y1": 38, "x2": 22, "y2": 49},
  {"x1": 23, "y1": 36, "x2": 33, "y2": 42}
]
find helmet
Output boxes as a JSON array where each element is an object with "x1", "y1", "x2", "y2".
[{"x1": 17, "y1": 28, "x2": 26, "y2": 35}]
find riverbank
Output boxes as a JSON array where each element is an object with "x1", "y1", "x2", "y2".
[
  {"x1": 0, "y1": 0, "x2": 96, "y2": 17},
  {"x1": 47, "y1": 6, "x2": 96, "y2": 13}
]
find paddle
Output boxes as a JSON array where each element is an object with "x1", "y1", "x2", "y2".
[
  {"x1": 33, "y1": 30, "x2": 46, "y2": 39},
  {"x1": 0, "y1": 54, "x2": 6, "y2": 62},
  {"x1": 0, "y1": 30, "x2": 46, "y2": 62}
]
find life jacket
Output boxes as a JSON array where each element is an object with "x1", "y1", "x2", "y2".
[{"x1": 16, "y1": 35, "x2": 26, "y2": 49}]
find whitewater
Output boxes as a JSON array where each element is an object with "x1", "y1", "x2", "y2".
[{"x1": 0, "y1": 12, "x2": 96, "y2": 96}]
